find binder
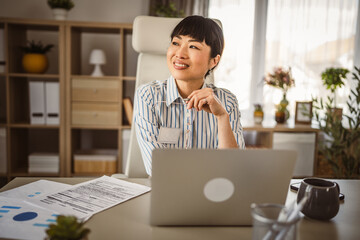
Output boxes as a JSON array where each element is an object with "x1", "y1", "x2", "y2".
[
  {"x1": 29, "y1": 81, "x2": 45, "y2": 124},
  {"x1": 45, "y1": 82, "x2": 60, "y2": 125}
]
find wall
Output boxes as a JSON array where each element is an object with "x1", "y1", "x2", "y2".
[{"x1": 0, "y1": 0, "x2": 150, "y2": 23}]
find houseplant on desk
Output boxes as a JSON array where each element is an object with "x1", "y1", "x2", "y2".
[
  {"x1": 46, "y1": 215, "x2": 90, "y2": 240},
  {"x1": 312, "y1": 66, "x2": 360, "y2": 178}
]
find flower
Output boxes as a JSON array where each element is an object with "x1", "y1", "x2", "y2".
[{"x1": 265, "y1": 66, "x2": 295, "y2": 93}]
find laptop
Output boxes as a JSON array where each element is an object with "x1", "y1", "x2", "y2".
[{"x1": 150, "y1": 149, "x2": 296, "y2": 226}]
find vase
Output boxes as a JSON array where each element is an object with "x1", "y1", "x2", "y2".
[
  {"x1": 52, "y1": 8, "x2": 68, "y2": 20},
  {"x1": 275, "y1": 111, "x2": 285, "y2": 124},
  {"x1": 280, "y1": 93, "x2": 290, "y2": 121},
  {"x1": 253, "y1": 104, "x2": 264, "y2": 124},
  {"x1": 254, "y1": 110, "x2": 264, "y2": 124},
  {"x1": 22, "y1": 53, "x2": 48, "y2": 73}
]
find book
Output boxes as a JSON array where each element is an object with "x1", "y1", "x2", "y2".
[{"x1": 123, "y1": 97, "x2": 133, "y2": 125}]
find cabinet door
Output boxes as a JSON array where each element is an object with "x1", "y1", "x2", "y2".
[{"x1": 273, "y1": 132, "x2": 316, "y2": 177}]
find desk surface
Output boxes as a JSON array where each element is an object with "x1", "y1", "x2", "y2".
[{"x1": 1, "y1": 178, "x2": 359, "y2": 240}]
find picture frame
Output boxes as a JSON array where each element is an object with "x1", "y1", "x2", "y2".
[{"x1": 295, "y1": 101, "x2": 312, "y2": 124}]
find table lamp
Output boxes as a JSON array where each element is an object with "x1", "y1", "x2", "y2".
[{"x1": 89, "y1": 49, "x2": 106, "y2": 76}]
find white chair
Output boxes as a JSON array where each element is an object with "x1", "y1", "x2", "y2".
[
  {"x1": 115, "y1": 16, "x2": 222, "y2": 178},
  {"x1": 120, "y1": 16, "x2": 183, "y2": 178}
]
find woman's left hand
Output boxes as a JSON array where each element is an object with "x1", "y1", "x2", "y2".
[{"x1": 186, "y1": 88, "x2": 227, "y2": 117}]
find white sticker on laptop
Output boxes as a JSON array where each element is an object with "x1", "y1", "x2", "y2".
[
  {"x1": 158, "y1": 126, "x2": 181, "y2": 144},
  {"x1": 203, "y1": 178, "x2": 234, "y2": 202}
]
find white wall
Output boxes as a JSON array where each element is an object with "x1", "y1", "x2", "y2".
[{"x1": 0, "y1": 0, "x2": 149, "y2": 23}]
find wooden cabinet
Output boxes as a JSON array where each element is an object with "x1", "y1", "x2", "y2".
[
  {"x1": 0, "y1": 17, "x2": 136, "y2": 183},
  {"x1": 243, "y1": 123, "x2": 320, "y2": 177},
  {"x1": 65, "y1": 20, "x2": 136, "y2": 177}
]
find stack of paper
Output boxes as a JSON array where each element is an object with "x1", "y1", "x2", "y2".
[{"x1": 28, "y1": 153, "x2": 59, "y2": 173}]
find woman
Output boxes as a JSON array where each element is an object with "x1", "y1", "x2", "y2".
[{"x1": 134, "y1": 15, "x2": 245, "y2": 176}]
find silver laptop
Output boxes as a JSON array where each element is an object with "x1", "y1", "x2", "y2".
[{"x1": 150, "y1": 149, "x2": 296, "y2": 226}]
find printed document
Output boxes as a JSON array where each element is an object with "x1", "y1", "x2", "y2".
[
  {"x1": 27, "y1": 175, "x2": 151, "y2": 220},
  {"x1": 0, "y1": 196, "x2": 60, "y2": 240}
]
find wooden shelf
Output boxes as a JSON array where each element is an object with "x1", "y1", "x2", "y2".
[
  {"x1": 9, "y1": 124, "x2": 60, "y2": 129},
  {"x1": 1, "y1": 17, "x2": 135, "y2": 182},
  {"x1": 71, "y1": 172, "x2": 115, "y2": 177},
  {"x1": 71, "y1": 75, "x2": 121, "y2": 80},
  {"x1": 11, "y1": 172, "x2": 60, "y2": 177},
  {"x1": 8, "y1": 73, "x2": 60, "y2": 79},
  {"x1": 122, "y1": 76, "x2": 136, "y2": 81},
  {"x1": 71, "y1": 125, "x2": 120, "y2": 130},
  {"x1": 0, "y1": 17, "x2": 64, "y2": 26}
]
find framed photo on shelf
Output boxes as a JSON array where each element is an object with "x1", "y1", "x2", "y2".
[{"x1": 295, "y1": 101, "x2": 312, "y2": 124}]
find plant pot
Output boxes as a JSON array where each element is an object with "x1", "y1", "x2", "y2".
[
  {"x1": 22, "y1": 53, "x2": 48, "y2": 73},
  {"x1": 330, "y1": 108, "x2": 343, "y2": 121},
  {"x1": 275, "y1": 111, "x2": 285, "y2": 124},
  {"x1": 52, "y1": 8, "x2": 68, "y2": 20}
]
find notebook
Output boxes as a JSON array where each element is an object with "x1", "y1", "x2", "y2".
[{"x1": 150, "y1": 149, "x2": 296, "y2": 226}]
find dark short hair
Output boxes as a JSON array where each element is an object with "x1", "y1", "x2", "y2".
[{"x1": 170, "y1": 15, "x2": 224, "y2": 77}]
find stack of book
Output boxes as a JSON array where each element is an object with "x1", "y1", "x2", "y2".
[{"x1": 28, "y1": 153, "x2": 59, "y2": 173}]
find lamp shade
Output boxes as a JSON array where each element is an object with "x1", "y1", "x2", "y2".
[{"x1": 89, "y1": 49, "x2": 106, "y2": 64}]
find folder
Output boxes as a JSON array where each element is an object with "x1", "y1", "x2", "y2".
[
  {"x1": 45, "y1": 82, "x2": 60, "y2": 125},
  {"x1": 0, "y1": 128, "x2": 6, "y2": 174},
  {"x1": 29, "y1": 81, "x2": 45, "y2": 124}
]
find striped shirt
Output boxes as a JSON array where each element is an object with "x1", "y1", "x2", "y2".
[{"x1": 134, "y1": 76, "x2": 245, "y2": 175}]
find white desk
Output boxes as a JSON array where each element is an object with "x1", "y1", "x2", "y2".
[{"x1": 1, "y1": 178, "x2": 359, "y2": 240}]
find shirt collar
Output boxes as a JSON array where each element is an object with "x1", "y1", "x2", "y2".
[
  {"x1": 166, "y1": 76, "x2": 182, "y2": 106},
  {"x1": 166, "y1": 76, "x2": 208, "y2": 106}
]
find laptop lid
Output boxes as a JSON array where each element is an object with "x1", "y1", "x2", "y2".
[{"x1": 150, "y1": 149, "x2": 296, "y2": 226}]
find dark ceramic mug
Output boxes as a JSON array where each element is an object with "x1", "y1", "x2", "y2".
[{"x1": 297, "y1": 178, "x2": 340, "y2": 221}]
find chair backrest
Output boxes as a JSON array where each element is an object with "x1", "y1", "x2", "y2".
[{"x1": 125, "y1": 16, "x2": 183, "y2": 177}]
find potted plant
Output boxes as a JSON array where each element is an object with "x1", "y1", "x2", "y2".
[
  {"x1": 321, "y1": 67, "x2": 349, "y2": 120},
  {"x1": 265, "y1": 66, "x2": 295, "y2": 123},
  {"x1": 20, "y1": 40, "x2": 54, "y2": 74},
  {"x1": 312, "y1": 66, "x2": 360, "y2": 178},
  {"x1": 153, "y1": 1, "x2": 185, "y2": 18},
  {"x1": 46, "y1": 215, "x2": 90, "y2": 240},
  {"x1": 47, "y1": 0, "x2": 75, "y2": 20}
]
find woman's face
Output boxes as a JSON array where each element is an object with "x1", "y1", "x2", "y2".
[{"x1": 167, "y1": 35, "x2": 218, "y2": 83}]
